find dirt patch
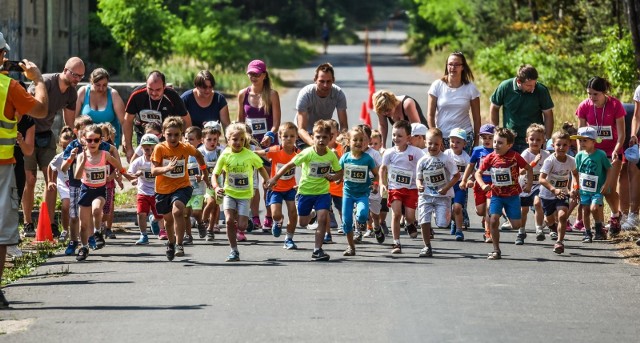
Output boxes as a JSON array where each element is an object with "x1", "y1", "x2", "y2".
[
  {"x1": 612, "y1": 231, "x2": 640, "y2": 265},
  {"x1": 0, "y1": 318, "x2": 34, "y2": 335}
]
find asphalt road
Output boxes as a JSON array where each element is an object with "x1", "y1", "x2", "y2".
[{"x1": 2, "y1": 21, "x2": 640, "y2": 343}]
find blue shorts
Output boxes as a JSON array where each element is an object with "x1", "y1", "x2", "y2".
[
  {"x1": 155, "y1": 186, "x2": 193, "y2": 215},
  {"x1": 489, "y1": 195, "x2": 521, "y2": 219},
  {"x1": 296, "y1": 193, "x2": 332, "y2": 216},
  {"x1": 452, "y1": 182, "x2": 467, "y2": 205},
  {"x1": 580, "y1": 192, "x2": 604, "y2": 206},
  {"x1": 78, "y1": 184, "x2": 106, "y2": 207},
  {"x1": 540, "y1": 197, "x2": 569, "y2": 216},
  {"x1": 519, "y1": 188, "x2": 539, "y2": 207},
  {"x1": 266, "y1": 188, "x2": 297, "y2": 206}
]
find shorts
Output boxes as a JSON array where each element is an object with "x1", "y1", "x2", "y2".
[
  {"x1": 473, "y1": 182, "x2": 492, "y2": 207},
  {"x1": 452, "y1": 182, "x2": 467, "y2": 205},
  {"x1": 155, "y1": 186, "x2": 193, "y2": 215},
  {"x1": 387, "y1": 188, "x2": 418, "y2": 210},
  {"x1": 540, "y1": 197, "x2": 569, "y2": 216},
  {"x1": 102, "y1": 185, "x2": 115, "y2": 214},
  {"x1": 296, "y1": 193, "x2": 332, "y2": 216},
  {"x1": 380, "y1": 197, "x2": 389, "y2": 213},
  {"x1": 519, "y1": 188, "x2": 539, "y2": 207},
  {"x1": 69, "y1": 186, "x2": 81, "y2": 218},
  {"x1": 418, "y1": 195, "x2": 451, "y2": 228},
  {"x1": 331, "y1": 195, "x2": 343, "y2": 214},
  {"x1": 205, "y1": 187, "x2": 215, "y2": 199},
  {"x1": 24, "y1": 133, "x2": 57, "y2": 171},
  {"x1": 266, "y1": 188, "x2": 297, "y2": 206},
  {"x1": 187, "y1": 194, "x2": 205, "y2": 210},
  {"x1": 580, "y1": 192, "x2": 604, "y2": 206},
  {"x1": 57, "y1": 179, "x2": 70, "y2": 200},
  {"x1": 369, "y1": 195, "x2": 382, "y2": 215},
  {"x1": 0, "y1": 165, "x2": 20, "y2": 245},
  {"x1": 222, "y1": 196, "x2": 250, "y2": 217},
  {"x1": 137, "y1": 194, "x2": 161, "y2": 218},
  {"x1": 489, "y1": 195, "x2": 522, "y2": 219},
  {"x1": 78, "y1": 184, "x2": 106, "y2": 207}
]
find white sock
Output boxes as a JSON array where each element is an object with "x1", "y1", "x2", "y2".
[
  {"x1": 518, "y1": 227, "x2": 526, "y2": 234},
  {"x1": 286, "y1": 233, "x2": 293, "y2": 240}
]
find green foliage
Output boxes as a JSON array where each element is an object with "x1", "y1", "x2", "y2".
[
  {"x1": 2, "y1": 241, "x2": 65, "y2": 286},
  {"x1": 588, "y1": 28, "x2": 638, "y2": 97}
]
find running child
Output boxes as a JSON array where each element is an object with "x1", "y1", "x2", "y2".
[
  {"x1": 130, "y1": 122, "x2": 162, "y2": 163},
  {"x1": 357, "y1": 124, "x2": 385, "y2": 243},
  {"x1": 539, "y1": 131, "x2": 579, "y2": 254},
  {"x1": 443, "y1": 128, "x2": 470, "y2": 241},
  {"x1": 200, "y1": 122, "x2": 224, "y2": 239},
  {"x1": 151, "y1": 117, "x2": 211, "y2": 261},
  {"x1": 327, "y1": 119, "x2": 345, "y2": 241},
  {"x1": 99, "y1": 122, "x2": 122, "y2": 239},
  {"x1": 212, "y1": 123, "x2": 269, "y2": 262},
  {"x1": 475, "y1": 127, "x2": 533, "y2": 260},
  {"x1": 416, "y1": 128, "x2": 460, "y2": 257},
  {"x1": 47, "y1": 127, "x2": 76, "y2": 242},
  {"x1": 370, "y1": 129, "x2": 389, "y2": 234},
  {"x1": 266, "y1": 120, "x2": 343, "y2": 261},
  {"x1": 184, "y1": 126, "x2": 207, "y2": 244},
  {"x1": 380, "y1": 120, "x2": 425, "y2": 254}
]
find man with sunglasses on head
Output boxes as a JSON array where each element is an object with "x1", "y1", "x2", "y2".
[
  {"x1": 21, "y1": 57, "x2": 85, "y2": 238},
  {"x1": 123, "y1": 70, "x2": 191, "y2": 161}
]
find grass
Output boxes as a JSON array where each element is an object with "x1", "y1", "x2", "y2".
[{"x1": 2, "y1": 240, "x2": 67, "y2": 286}]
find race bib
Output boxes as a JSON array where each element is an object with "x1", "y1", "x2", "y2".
[
  {"x1": 163, "y1": 159, "x2": 186, "y2": 178},
  {"x1": 550, "y1": 178, "x2": 569, "y2": 189},
  {"x1": 457, "y1": 164, "x2": 466, "y2": 173},
  {"x1": 228, "y1": 172, "x2": 250, "y2": 190},
  {"x1": 143, "y1": 168, "x2": 155, "y2": 182},
  {"x1": 389, "y1": 167, "x2": 413, "y2": 186},
  {"x1": 345, "y1": 164, "x2": 368, "y2": 183},
  {"x1": 84, "y1": 165, "x2": 107, "y2": 186},
  {"x1": 491, "y1": 167, "x2": 513, "y2": 187},
  {"x1": 246, "y1": 117, "x2": 268, "y2": 135},
  {"x1": 206, "y1": 161, "x2": 216, "y2": 175},
  {"x1": 187, "y1": 162, "x2": 199, "y2": 180},
  {"x1": 591, "y1": 125, "x2": 613, "y2": 140},
  {"x1": 309, "y1": 162, "x2": 331, "y2": 178},
  {"x1": 277, "y1": 162, "x2": 296, "y2": 181},
  {"x1": 423, "y1": 169, "x2": 447, "y2": 188},
  {"x1": 139, "y1": 109, "x2": 162, "y2": 125},
  {"x1": 579, "y1": 173, "x2": 598, "y2": 193}
]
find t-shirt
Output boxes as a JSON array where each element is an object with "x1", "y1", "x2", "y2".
[
  {"x1": 27, "y1": 73, "x2": 77, "y2": 134},
  {"x1": 365, "y1": 147, "x2": 383, "y2": 200},
  {"x1": 575, "y1": 149, "x2": 611, "y2": 195},
  {"x1": 151, "y1": 141, "x2": 198, "y2": 195},
  {"x1": 539, "y1": 153, "x2": 576, "y2": 200},
  {"x1": 490, "y1": 78, "x2": 554, "y2": 146},
  {"x1": 428, "y1": 79, "x2": 480, "y2": 136},
  {"x1": 187, "y1": 155, "x2": 206, "y2": 196},
  {"x1": 295, "y1": 84, "x2": 347, "y2": 132},
  {"x1": 479, "y1": 150, "x2": 529, "y2": 197},
  {"x1": 444, "y1": 148, "x2": 470, "y2": 177},
  {"x1": 519, "y1": 148, "x2": 550, "y2": 196},
  {"x1": 63, "y1": 139, "x2": 113, "y2": 187},
  {"x1": 49, "y1": 152, "x2": 69, "y2": 185},
  {"x1": 340, "y1": 152, "x2": 376, "y2": 198},
  {"x1": 575, "y1": 96, "x2": 626, "y2": 156},
  {"x1": 329, "y1": 145, "x2": 344, "y2": 197},
  {"x1": 213, "y1": 147, "x2": 264, "y2": 200},
  {"x1": 180, "y1": 89, "x2": 227, "y2": 128},
  {"x1": 14, "y1": 115, "x2": 34, "y2": 157},
  {"x1": 266, "y1": 145, "x2": 298, "y2": 192},
  {"x1": 634, "y1": 85, "x2": 640, "y2": 103},
  {"x1": 416, "y1": 152, "x2": 459, "y2": 197},
  {"x1": 125, "y1": 86, "x2": 188, "y2": 138},
  {"x1": 292, "y1": 147, "x2": 341, "y2": 195},
  {"x1": 381, "y1": 145, "x2": 425, "y2": 190},
  {"x1": 469, "y1": 146, "x2": 494, "y2": 183},
  {"x1": 127, "y1": 155, "x2": 155, "y2": 196}
]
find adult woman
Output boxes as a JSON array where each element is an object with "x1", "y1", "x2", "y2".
[
  {"x1": 374, "y1": 90, "x2": 427, "y2": 148},
  {"x1": 576, "y1": 76, "x2": 625, "y2": 234},
  {"x1": 181, "y1": 70, "x2": 230, "y2": 129},
  {"x1": 427, "y1": 51, "x2": 480, "y2": 153},
  {"x1": 622, "y1": 85, "x2": 640, "y2": 230},
  {"x1": 75, "y1": 68, "x2": 125, "y2": 148}
]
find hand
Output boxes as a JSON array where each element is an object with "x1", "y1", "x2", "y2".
[
  {"x1": 371, "y1": 183, "x2": 379, "y2": 194},
  {"x1": 553, "y1": 188, "x2": 567, "y2": 199},
  {"x1": 600, "y1": 183, "x2": 611, "y2": 194},
  {"x1": 215, "y1": 186, "x2": 225, "y2": 196},
  {"x1": 380, "y1": 184, "x2": 388, "y2": 196},
  {"x1": 482, "y1": 184, "x2": 491, "y2": 192},
  {"x1": 117, "y1": 180, "x2": 124, "y2": 190},
  {"x1": 124, "y1": 145, "x2": 134, "y2": 162},
  {"x1": 417, "y1": 184, "x2": 424, "y2": 192},
  {"x1": 265, "y1": 178, "x2": 276, "y2": 189},
  {"x1": 522, "y1": 185, "x2": 532, "y2": 193},
  {"x1": 570, "y1": 189, "x2": 578, "y2": 198},
  {"x1": 534, "y1": 154, "x2": 542, "y2": 164},
  {"x1": 438, "y1": 188, "x2": 447, "y2": 195},
  {"x1": 47, "y1": 181, "x2": 57, "y2": 191},
  {"x1": 134, "y1": 170, "x2": 143, "y2": 177},
  {"x1": 204, "y1": 178, "x2": 212, "y2": 189},
  {"x1": 70, "y1": 147, "x2": 78, "y2": 158},
  {"x1": 165, "y1": 156, "x2": 178, "y2": 172},
  {"x1": 16, "y1": 132, "x2": 24, "y2": 146},
  {"x1": 630, "y1": 136, "x2": 638, "y2": 146},
  {"x1": 195, "y1": 174, "x2": 203, "y2": 182},
  {"x1": 20, "y1": 59, "x2": 43, "y2": 82},
  {"x1": 131, "y1": 179, "x2": 138, "y2": 186},
  {"x1": 466, "y1": 180, "x2": 474, "y2": 189},
  {"x1": 260, "y1": 135, "x2": 272, "y2": 148}
]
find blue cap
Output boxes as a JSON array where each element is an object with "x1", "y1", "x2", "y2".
[{"x1": 479, "y1": 124, "x2": 495, "y2": 135}]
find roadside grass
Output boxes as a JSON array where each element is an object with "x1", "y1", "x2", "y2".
[{"x1": 2, "y1": 240, "x2": 68, "y2": 286}]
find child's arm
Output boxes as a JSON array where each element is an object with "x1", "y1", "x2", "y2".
[
  {"x1": 460, "y1": 164, "x2": 475, "y2": 190},
  {"x1": 600, "y1": 165, "x2": 615, "y2": 194},
  {"x1": 570, "y1": 169, "x2": 580, "y2": 198},
  {"x1": 474, "y1": 168, "x2": 490, "y2": 192},
  {"x1": 370, "y1": 166, "x2": 380, "y2": 194},
  {"x1": 46, "y1": 165, "x2": 57, "y2": 191},
  {"x1": 74, "y1": 150, "x2": 88, "y2": 180},
  {"x1": 265, "y1": 161, "x2": 296, "y2": 188},
  {"x1": 258, "y1": 166, "x2": 270, "y2": 188},
  {"x1": 326, "y1": 169, "x2": 343, "y2": 182},
  {"x1": 61, "y1": 147, "x2": 78, "y2": 173},
  {"x1": 522, "y1": 164, "x2": 533, "y2": 194},
  {"x1": 439, "y1": 172, "x2": 460, "y2": 195},
  {"x1": 379, "y1": 164, "x2": 388, "y2": 194},
  {"x1": 151, "y1": 157, "x2": 177, "y2": 176},
  {"x1": 254, "y1": 148, "x2": 268, "y2": 158},
  {"x1": 194, "y1": 150, "x2": 211, "y2": 189},
  {"x1": 539, "y1": 172, "x2": 566, "y2": 199}
]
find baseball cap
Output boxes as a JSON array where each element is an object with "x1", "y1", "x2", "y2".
[
  {"x1": 0, "y1": 32, "x2": 10, "y2": 51},
  {"x1": 479, "y1": 124, "x2": 495, "y2": 135},
  {"x1": 546, "y1": 138, "x2": 554, "y2": 151},
  {"x1": 570, "y1": 126, "x2": 597, "y2": 141},
  {"x1": 625, "y1": 145, "x2": 640, "y2": 165},
  {"x1": 203, "y1": 121, "x2": 222, "y2": 131},
  {"x1": 246, "y1": 60, "x2": 267, "y2": 74},
  {"x1": 449, "y1": 128, "x2": 467, "y2": 140},
  {"x1": 140, "y1": 133, "x2": 160, "y2": 145},
  {"x1": 411, "y1": 123, "x2": 427, "y2": 136}
]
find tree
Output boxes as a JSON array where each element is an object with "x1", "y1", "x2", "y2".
[{"x1": 626, "y1": 0, "x2": 640, "y2": 72}]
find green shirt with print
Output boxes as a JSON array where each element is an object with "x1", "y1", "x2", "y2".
[
  {"x1": 213, "y1": 147, "x2": 263, "y2": 199},
  {"x1": 575, "y1": 149, "x2": 611, "y2": 195},
  {"x1": 293, "y1": 147, "x2": 341, "y2": 195}
]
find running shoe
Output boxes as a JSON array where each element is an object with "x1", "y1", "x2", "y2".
[
  {"x1": 391, "y1": 243, "x2": 402, "y2": 254},
  {"x1": 246, "y1": 218, "x2": 255, "y2": 232},
  {"x1": 582, "y1": 231, "x2": 593, "y2": 243},
  {"x1": 272, "y1": 222, "x2": 282, "y2": 238},
  {"x1": 262, "y1": 226, "x2": 271, "y2": 234},
  {"x1": 636, "y1": 238, "x2": 640, "y2": 246},
  {"x1": 183, "y1": 235, "x2": 193, "y2": 245},
  {"x1": 363, "y1": 230, "x2": 374, "y2": 238},
  {"x1": 206, "y1": 230, "x2": 215, "y2": 242},
  {"x1": 23, "y1": 222, "x2": 36, "y2": 238},
  {"x1": 94, "y1": 231, "x2": 106, "y2": 250},
  {"x1": 263, "y1": 216, "x2": 273, "y2": 228},
  {"x1": 484, "y1": 232, "x2": 492, "y2": 243},
  {"x1": 455, "y1": 230, "x2": 464, "y2": 241},
  {"x1": 463, "y1": 209, "x2": 470, "y2": 229},
  {"x1": 251, "y1": 216, "x2": 262, "y2": 230},
  {"x1": 354, "y1": 231, "x2": 363, "y2": 244},
  {"x1": 337, "y1": 225, "x2": 344, "y2": 234},
  {"x1": 59, "y1": 230, "x2": 69, "y2": 243},
  {"x1": 226, "y1": 250, "x2": 240, "y2": 262},
  {"x1": 105, "y1": 228, "x2": 116, "y2": 239},
  {"x1": 609, "y1": 214, "x2": 622, "y2": 236},
  {"x1": 594, "y1": 228, "x2": 607, "y2": 241},
  {"x1": 51, "y1": 223, "x2": 60, "y2": 238},
  {"x1": 283, "y1": 238, "x2": 298, "y2": 250},
  {"x1": 311, "y1": 248, "x2": 330, "y2": 261},
  {"x1": 430, "y1": 228, "x2": 435, "y2": 239},
  {"x1": 515, "y1": 232, "x2": 527, "y2": 245},
  {"x1": 88, "y1": 236, "x2": 98, "y2": 250},
  {"x1": 323, "y1": 233, "x2": 333, "y2": 244},
  {"x1": 419, "y1": 246, "x2": 433, "y2": 257},
  {"x1": 450, "y1": 221, "x2": 456, "y2": 235},
  {"x1": 237, "y1": 231, "x2": 247, "y2": 242},
  {"x1": 550, "y1": 227, "x2": 559, "y2": 240},
  {"x1": 374, "y1": 227, "x2": 385, "y2": 244},
  {"x1": 565, "y1": 220, "x2": 573, "y2": 232},
  {"x1": 622, "y1": 212, "x2": 640, "y2": 231},
  {"x1": 308, "y1": 210, "x2": 317, "y2": 225},
  {"x1": 405, "y1": 224, "x2": 418, "y2": 239},
  {"x1": 197, "y1": 222, "x2": 207, "y2": 238},
  {"x1": 500, "y1": 220, "x2": 512, "y2": 231},
  {"x1": 6, "y1": 245, "x2": 23, "y2": 258},
  {"x1": 149, "y1": 215, "x2": 161, "y2": 235},
  {"x1": 65, "y1": 241, "x2": 79, "y2": 255},
  {"x1": 175, "y1": 245, "x2": 185, "y2": 257},
  {"x1": 158, "y1": 229, "x2": 169, "y2": 240},
  {"x1": 487, "y1": 250, "x2": 501, "y2": 260},
  {"x1": 536, "y1": 229, "x2": 546, "y2": 241},
  {"x1": 135, "y1": 234, "x2": 149, "y2": 245},
  {"x1": 212, "y1": 225, "x2": 221, "y2": 234},
  {"x1": 76, "y1": 246, "x2": 89, "y2": 261},
  {"x1": 553, "y1": 241, "x2": 565, "y2": 254},
  {"x1": 573, "y1": 220, "x2": 585, "y2": 232},
  {"x1": 381, "y1": 222, "x2": 389, "y2": 235},
  {"x1": 0, "y1": 291, "x2": 8, "y2": 309},
  {"x1": 343, "y1": 246, "x2": 356, "y2": 256},
  {"x1": 166, "y1": 243, "x2": 175, "y2": 261}
]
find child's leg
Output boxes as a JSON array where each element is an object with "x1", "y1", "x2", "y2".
[
  {"x1": 452, "y1": 203, "x2": 463, "y2": 231},
  {"x1": 520, "y1": 205, "x2": 529, "y2": 232},
  {"x1": 315, "y1": 209, "x2": 330, "y2": 249},
  {"x1": 138, "y1": 212, "x2": 149, "y2": 235},
  {"x1": 172, "y1": 200, "x2": 187, "y2": 245},
  {"x1": 91, "y1": 197, "x2": 105, "y2": 231},
  {"x1": 489, "y1": 213, "x2": 501, "y2": 252},
  {"x1": 183, "y1": 207, "x2": 193, "y2": 237},
  {"x1": 251, "y1": 190, "x2": 261, "y2": 220},
  {"x1": 61, "y1": 199, "x2": 70, "y2": 231},
  {"x1": 79, "y1": 206, "x2": 92, "y2": 245},
  {"x1": 390, "y1": 200, "x2": 403, "y2": 241},
  {"x1": 270, "y1": 203, "x2": 284, "y2": 225},
  {"x1": 211, "y1": 204, "x2": 220, "y2": 231},
  {"x1": 557, "y1": 207, "x2": 569, "y2": 241},
  {"x1": 341, "y1": 196, "x2": 355, "y2": 241},
  {"x1": 534, "y1": 196, "x2": 544, "y2": 227},
  {"x1": 225, "y1": 209, "x2": 238, "y2": 248},
  {"x1": 420, "y1": 223, "x2": 432, "y2": 246},
  {"x1": 284, "y1": 200, "x2": 297, "y2": 236},
  {"x1": 582, "y1": 204, "x2": 592, "y2": 232}
]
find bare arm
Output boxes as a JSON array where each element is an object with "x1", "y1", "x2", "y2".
[
  {"x1": 123, "y1": 112, "x2": 135, "y2": 161},
  {"x1": 63, "y1": 108, "x2": 75, "y2": 128},
  {"x1": 111, "y1": 89, "x2": 126, "y2": 146},
  {"x1": 631, "y1": 100, "x2": 640, "y2": 145},
  {"x1": 237, "y1": 90, "x2": 246, "y2": 123},
  {"x1": 542, "y1": 109, "x2": 554, "y2": 140},
  {"x1": 337, "y1": 109, "x2": 348, "y2": 132},
  {"x1": 402, "y1": 97, "x2": 421, "y2": 124},
  {"x1": 296, "y1": 112, "x2": 314, "y2": 146},
  {"x1": 427, "y1": 94, "x2": 437, "y2": 129},
  {"x1": 183, "y1": 112, "x2": 192, "y2": 129},
  {"x1": 613, "y1": 116, "x2": 626, "y2": 161},
  {"x1": 220, "y1": 105, "x2": 230, "y2": 131},
  {"x1": 151, "y1": 157, "x2": 177, "y2": 176},
  {"x1": 460, "y1": 164, "x2": 476, "y2": 190},
  {"x1": 18, "y1": 126, "x2": 35, "y2": 157},
  {"x1": 439, "y1": 172, "x2": 461, "y2": 195},
  {"x1": 470, "y1": 97, "x2": 481, "y2": 143},
  {"x1": 377, "y1": 114, "x2": 389, "y2": 149},
  {"x1": 75, "y1": 86, "x2": 86, "y2": 117},
  {"x1": 21, "y1": 59, "x2": 48, "y2": 117},
  {"x1": 74, "y1": 152, "x2": 86, "y2": 180},
  {"x1": 490, "y1": 103, "x2": 501, "y2": 126}
]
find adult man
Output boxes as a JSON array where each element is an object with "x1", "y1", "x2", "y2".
[
  {"x1": 295, "y1": 63, "x2": 348, "y2": 147},
  {"x1": 22, "y1": 57, "x2": 84, "y2": 237},
  {"x1": 123, "y1": 70, "x2": 191, "y2": 161},
  {"x1": 0, "y1": 31, "x2": 48, "y2": 308},
  {"x1": 489, "y1": 64, "x2": 554, "y2": 153}
]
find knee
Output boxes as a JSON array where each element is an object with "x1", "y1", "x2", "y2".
[
  {"x1": 92, "y1": 207, "x2": 101, "y2": 217},
  {"x1": 25, "y1": 173, "x2": 36, "y2": 185}
]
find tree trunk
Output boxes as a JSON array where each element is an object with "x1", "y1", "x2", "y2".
[{"x1": 625, "y1": 0, "x2": 640, "y2": 72}]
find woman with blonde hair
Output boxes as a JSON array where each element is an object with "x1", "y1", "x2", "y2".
[{"x1": 374, "y1": 90, "x2": 426, "y2": 148}]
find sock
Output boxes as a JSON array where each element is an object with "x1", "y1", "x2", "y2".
[
  {"x1": 393, "y1": 239, "x2": 401, "y2": 245},
  {"x1": 314, "y1": 247, "x2": 320, "y2": 252},
  {"x1": 94, "y1": 228, "x2": 99, "y2": 234},
  {"x1": 585, "y1": 228, "x2": 593, "y2": 235},
  {"x1": 231, "y1": 247, "x2": 239, "y2": 252},
  {"x1": 536, "y1": 225, "x2": 543, "y2": 231},
  {"x1": 518, "y1": 227, "x2": 525, "y2": 234},
  {"x1": 286, "y1": 233, "x2": 293, "y2": 240},
  {"x1": 611, "y1": 212, "x2": 619, "y2": 218}
]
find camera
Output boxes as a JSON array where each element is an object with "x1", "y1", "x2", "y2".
[{"x1": 0, "y1": 60, "x2": 23, "y2": 72}]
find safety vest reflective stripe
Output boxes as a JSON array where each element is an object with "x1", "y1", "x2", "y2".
[
  {"x1": 0, "y1": 120, "x2": 15, "y2": 129},
  {"x1": 0, "y1": 138, "x2": 16, "y2": 145}
]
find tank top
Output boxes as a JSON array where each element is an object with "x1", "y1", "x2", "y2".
[
  {"x1": 388, "y1": 95, "x2": 428, "y2": 127},
  {"x1": 81, "y1": 85, "x2": 116, "y2": 124},
  {"x1": 83, "y1": 150, "x2": 108, "y2": 188},
  {"x1": 243, "y1": 87, "x2": 273, "y2": 143}
]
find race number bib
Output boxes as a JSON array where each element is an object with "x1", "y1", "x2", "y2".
[
  {"x1": 206, "y1": 161, "x2": 216, "y2": 175},
  {"x1": 345, "y1": 164, "x2": 368, "y2": 183},
  {"x1": 491, "y1": 167, "x2": 513, "y2": 187},
  {"x1": 579, "y1": 173, "x2": 598, "y2": 193},
  {"x1": 457, "y1": 164, "x2": 466, "y2": 173},
  {"x1": 389, "y1": 167, "x2": 413, "y2": 186},
  {"x1": 532, "y1": 173, "x2": 540, "y2": 183},
  {"x1": 309, "y1": 162, "x2": 331, "y2": 178},
  {"x1": 142, "y1": 167, "x2": 155, "y2": 182},
  {"x1": 163, "y1": 159, "x2": 186, "y2": 178},
  {"x1": 84, "y1": 165, "x2": 107, "y2": 186},
  {"x1": 228, "y1": 172, "x2": 250, "y2": 190},
  {"x1": 591, "y1": 125, "x2": 613, "y2": 140},
  {"x1": 550, "y1": 178, "x2": 569, "y2": 189},
  {"x1": 187, "y1": 162, "x2": 200, "y2": 180},
  {"x1": 138, "y1": 109, "x2": 162, "y2": 125},
  {"x1": 423, "y1": 169, "x2": 447, "y2": 188},
  {"x1": 277, "y1": 163, "x2": 296, "y2": 181},
  {"x1": 246, "y1": 117, "x2": 268, "y2": 135}
]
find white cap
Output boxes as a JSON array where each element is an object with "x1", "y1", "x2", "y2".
[
  {"x1": 411, "y1": 123, "x2": 427, "y2": 136},
  {"x1": 0, "y1": 32, "x2": 10, "y2": 51}
]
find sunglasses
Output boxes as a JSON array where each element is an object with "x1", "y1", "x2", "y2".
[
  {"x1": 248, "y1": 72, "x2": 263, "y2": 78},
  {"x1": 85, "y1": 138, "x2": 101, "y2": 144},
  {"x1": 66, "y1": 68, "x2": 84, "y2": 80}
]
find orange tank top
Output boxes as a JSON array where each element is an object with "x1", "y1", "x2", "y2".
[{"x1": 83, "y1": 150, "x2": 108, "y2": 187}]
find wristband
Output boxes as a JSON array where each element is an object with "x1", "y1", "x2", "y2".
[
  {"x1": 119, "y1": 168, "x2": 126, "y2": 174},
  {"x1": 264, "y1": 131, "x2": 277, "y2": 144},
  {"x1": 530, "y1": 161, "x2": 537, "y2": 167},
  {"x1": 199, "y1": 164, "x2": 207, "y2": 171},
  {"x1": 573, "y1": 183, "x2": 579, "y2": 190},
  {"x1": 373, "y1": 181, "x2": 379, "y2": 185}
]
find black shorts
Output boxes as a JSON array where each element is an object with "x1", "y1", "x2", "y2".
[
  {"x1": 155, "y1": 186, "x2": 193, "y2": 215},
  {"x1": 519, "y1": 188, "x2": 539, "y2": 207},
  {"x1": 78, "y1": 184, "x2": 106, "y2": 207},
  {"x1": 541, "y1": 197, "x2": 569, "y2": 216},
  {"x1": 380, "y1": 197, "x2": 389, "y2": 213}
]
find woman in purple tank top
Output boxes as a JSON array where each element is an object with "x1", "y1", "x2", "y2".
[{"x1": 237, "y1": 59, "x2": 281, "y2": 148}]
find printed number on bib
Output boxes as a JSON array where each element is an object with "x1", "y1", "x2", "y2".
[
  {"x1": 246, "y1": 118, "x2": 268, "y2": 135},
  {"x1": 389, "y1": 167, "x2": 413, "y2": 186},
  {"x1": 591, "y1": 125, "x2": 613, "y2": 140},
  {"x1": 228, "y1": 173, "x2": 250, "y2": 189},
  {"x1": 579, "y1": 173, "x2": 598, "y2": 193},
  {"x1": 310, "y1": 162, "x2": 331, "y2": 178},
  {"x1": 139, "y1": 109, "x2": 162, "y2": 125},
  {"x1": 457, "y1": 164, "x2": 466, "y2": 173},
  {"x1": 85, "y1": 166, "x2": 107, "y2": 185},
  {"x1": 277, "y1": 163, "x2": 296, "y2": 181},
  {"x1": 187, "y1": 162, "x2": 199, "y2": 179},
  {"x1": 345, "y1": 164, "x2": 368, "y2": 183},
  {"x1": 491, "y1": 167, "x2": 513, "y2": 186},
  {"x1": 206, "y1": 162, "x2": 216, "y2": 175},
  {"x1": 423, "y1": 169, "x2": 446, "y2": 188},
  {"x1": 143, "y1": 169, "x2": 155, "y2": 181},
  {"x1": 551, "y1": 179, "x2": 568, "y2": 189},
  {"x1": 163, "y1": 159, "x2": 186, "y2": 178}
]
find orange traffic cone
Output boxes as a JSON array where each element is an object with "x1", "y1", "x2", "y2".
[{"x1": 35, "y1": 201, "x2": 54, "y2": 242}]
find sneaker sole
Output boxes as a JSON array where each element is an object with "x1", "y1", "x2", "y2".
[{"x1": 312, "y1": 256, "x2": 330, "y2": 261}]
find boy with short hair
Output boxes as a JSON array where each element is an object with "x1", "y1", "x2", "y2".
[
  {"x1": 200, "y1": 124, "x2": 224, "y2": 239},
  {"x1": 444, "y1": 128, "x2": 471, "y2": 241},
  {"x1": 184, "y1": 126, "x2": 207, "y2": 244}
]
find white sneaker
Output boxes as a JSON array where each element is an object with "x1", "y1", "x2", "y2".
[
  {"x1": 500, "y1": 221, "x2": 512, "y2": 230},
  {"x1": 6, "y1": 245, "x2": 23, "y2": 258},
  {"x1": 622, "y1": 213, "x2": 639, "y2": 231}
]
